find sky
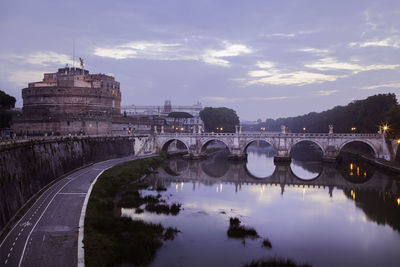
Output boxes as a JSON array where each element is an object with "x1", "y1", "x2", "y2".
[{"x1": 1, "y1": 0, "x2": 400, "y2": 121}]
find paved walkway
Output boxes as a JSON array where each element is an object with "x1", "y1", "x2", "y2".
[{"x1": 0, "y1": 155, "x2": 151, "y2": 267}]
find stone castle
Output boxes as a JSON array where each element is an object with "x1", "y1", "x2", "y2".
[{"x1": 12, "y1": 67, "x2": 122, "y2": 135}]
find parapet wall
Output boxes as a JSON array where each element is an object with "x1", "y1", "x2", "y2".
[{"x1": 0, "y1": 136, "x2": 135, "y2": 231}]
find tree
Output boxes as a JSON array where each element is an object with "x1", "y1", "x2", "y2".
[
  {"x1": 0, "y1": 90, "x2": 16, "y2": 129},
  {"x1": 0, "y1": 90, "x2": 16, "y2": 110},
  {"x1": 243, "y1": 93, "x2": 398, "y2": 134},
  {"x1": 199, "y1": 107, "x2": 240, "y2": 133}
]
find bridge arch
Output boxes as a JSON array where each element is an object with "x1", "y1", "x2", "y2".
[
  {"x1": 242, "y1": 139, "x2": 275, "y2": 154},
  {"x1": 338, "y1": 139, "x2": 378, "y2": 157},
  {"x1": 289, "y1": 139, "x2": 325, "y2": 157},
  {"x1": 160, "y1": 138, "x2": 190, "y2": 154},
  {"x1": 200, "y1": 138, "x2": 231, "y2": 152}
]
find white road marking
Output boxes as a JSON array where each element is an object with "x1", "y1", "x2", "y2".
[
  {"x1": 58, "y1": 193, "x2": 86, "y2": 195},
  {"x1": 0, "y1": 176, "x2": 67, "y2": 248},
  {"x1": 18, "y1": 167, "x2": 94, "y2": 267}
]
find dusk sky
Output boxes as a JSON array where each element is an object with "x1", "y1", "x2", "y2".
[{"x1": 1, "y1": 0, "x2": 400, "y2": 120}]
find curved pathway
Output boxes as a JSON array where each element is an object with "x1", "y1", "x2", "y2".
[{"x1": 0, "y1": 154, "x2": 152, "y2": 267}]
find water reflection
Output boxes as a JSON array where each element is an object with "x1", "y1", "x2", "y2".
[
  {"x1": 338, "y1": 157, "x2": 375, "y2": 183},
  {"x1": 245, "y1": 145, "x2": 275, "y2": 178},
  {"x1": 290, "y1": 160, "x2": 322, "y2": 180},
  {"x1": 126, "y1": 148, "x2": 400, "y2": 267}
]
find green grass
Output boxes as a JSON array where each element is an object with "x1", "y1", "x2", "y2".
[{"x1": 84, "y1": 155, "x2": 181, "y2": 267}]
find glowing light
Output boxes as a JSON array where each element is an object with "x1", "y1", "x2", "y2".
[
  {"x1": 220, "y1": 183, "x2": 222, "y2": 192},
  {"x1": 220, "y1": 127, "x2": 223, "y2": 131},
  {"x1": 351, "y1": 189, "x2": 355, "y2": 200},
  {"x1": 397, "y1": 140, "x2": 400, "y2": 144},
  {"x1": 357, "y1": 167, "x2": 360, "y2": 176},
  {"x1": 350, "y1": 163, "x2": 353, "y2": 170},
  {"x1": 363, "y1": 171, "x2": 367, "y2": 177},
  {"x1": 397, "y1": 198, "x2": 400, "y2": 206},
  {"x1": 383, "y1": 125, "x2": 389, "y2": 131},
  {"x1": 303, "y1": 127, "x2": 306, "y2": 131},
  {"x1": 351, "y1": 127, "x2": 356, "y2": 131}
]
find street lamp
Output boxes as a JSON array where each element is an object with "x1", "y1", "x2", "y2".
[{"x1": 351, "y1": 127, "x2": 356, "y2": 131}]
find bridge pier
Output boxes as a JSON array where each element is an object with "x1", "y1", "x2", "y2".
[{"x1": 228, "y1": 148, "x2": 247, "y2": 160}]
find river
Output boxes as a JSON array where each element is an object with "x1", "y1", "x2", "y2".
[{"x1": 122, "y1": 144, "x2": 400, "y2": 267}]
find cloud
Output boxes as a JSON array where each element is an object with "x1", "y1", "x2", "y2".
[
  {"x1": 298, "y1": 47, "x2": 330, "y2": 55},
  {"x1": 361, "y1": 82, "x2": 400, "y2": 90},
  {"x1": 9, "y1": 70, "x2": 46, "y2": 86},
  {"x1": 246, "y1": 61, "x2": 339, "y2": 86},
  {"x1": 202, "y1": 43, "x2": 252, "y2": 67},
  {"x1": 94, "y1": 40, "x2": 252, "y2": 67},
  {"x1": 349, "y1": 37, "x2": 400, "y2": 48},
  {"x1": 314, "y1": 90, "x2": 338, "y2": 96},
  {"x1": 270, "y1": 33, "x2": 296, "y2": 38},
  {"x1": 12, "y1": 51, "x2": 75, "y2": 66},
  {"x1": 305, "y1": 57, "x2": 400, "y2": 74},
  {"x1": 202, "y1": 96, "x2": 295, "y2": 103}
]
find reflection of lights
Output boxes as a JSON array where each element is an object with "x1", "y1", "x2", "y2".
[
  {"x1": 181, "y1": 182, "x2": 184, "y2": 191},
  {"x1": 350, "y1": 189, "x2": 355, "y2": 200},
  {"x1": 349, "y1": 171, "x2": 353, "y2": 176},
  {"x1": 220, "y1": 183, "x2": 222, "y2": 192},
  {"x1": 302, "y1": 188, "x2": 306, "y2": 200},
  {"x1": 363, "y1": 171, "x2": 367, "y2": 177},
  {"x1": 175, "y1": 183, "x2": 178, "y2": 192},
  {"x1": 357, "y1": 167, "x2": 360, "y2": 176},
  {"x1": 350, "y1": 163, "x2": 353, "y2": 170},
  {"x1": 216, "y1": 186, "x2": 219, "y2": 192}
]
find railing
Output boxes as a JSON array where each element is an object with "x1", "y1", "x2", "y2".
[
  {"x1": 0, "y1": 134, "x2": 148, "y2": 146},
  {"x1": 156, "y1": 132, "x2": 381, "y2": 138}
]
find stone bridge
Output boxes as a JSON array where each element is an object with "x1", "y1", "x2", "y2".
[{"x1": 151, "y1": 126, "x2": 395, "y2": 162}]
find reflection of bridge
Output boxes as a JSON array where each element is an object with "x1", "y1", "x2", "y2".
[
  {"x1": 148, "y1": 159, "x2": 399, "y2": 197},
  {"x1": 150, "y1": 126, "x2": 395, "y2": 162}
]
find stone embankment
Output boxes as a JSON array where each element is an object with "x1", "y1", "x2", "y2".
[{"x1": 0, "y1": 135, "x2": 136, "y2": 231}]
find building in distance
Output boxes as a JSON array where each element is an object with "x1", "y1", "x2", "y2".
[{"x1": 122, "y1": 100, "x2": 204, "y2": 133}]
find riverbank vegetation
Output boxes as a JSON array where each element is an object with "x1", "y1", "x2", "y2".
[
  {"x1": 84, "y1": 156, "x2": 181, "y2": 266},
  {"x1": 227, "y1": 217, "x2": 259, "y2": 239}
]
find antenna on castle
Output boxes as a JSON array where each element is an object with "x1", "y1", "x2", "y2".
[{"x1": 72, "y1": 39, "x2": 75, "y2": 68}]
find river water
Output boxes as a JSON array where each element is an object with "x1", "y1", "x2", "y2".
[{"x1": 122, "y1": 145, "x2": 400, "y2": 267}]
